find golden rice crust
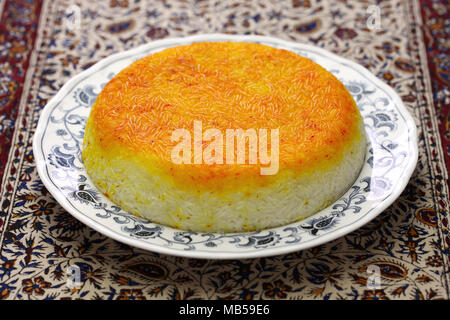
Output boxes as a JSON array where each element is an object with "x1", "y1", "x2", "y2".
[{"x1": 84, "y1": 42, "x2": 363, "y2": 193}]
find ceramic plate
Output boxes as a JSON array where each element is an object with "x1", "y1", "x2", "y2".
[{"x1": 33, "y1": 34, "x2": 418, "y2": 259}]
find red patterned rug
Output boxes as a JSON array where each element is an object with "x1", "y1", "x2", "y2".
[
  {"x1": 420, "y1": 0, "x2": 450, "y2": 186},
  {"x1": 0, "y1": 0, "x2": 43, "y2": 188}
]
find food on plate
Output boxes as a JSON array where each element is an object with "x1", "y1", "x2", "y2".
[{"x1": 82, "y1": 41, "x2": 366, "y2": 233}]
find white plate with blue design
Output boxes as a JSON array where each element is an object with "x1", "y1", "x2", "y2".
[{"x1": 33, "y1": 34, "x2": 418, "y2": 259}]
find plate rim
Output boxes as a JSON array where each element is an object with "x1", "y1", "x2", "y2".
[{"x1": 33, "y1": 33, "x2": 419, "y2": 259}]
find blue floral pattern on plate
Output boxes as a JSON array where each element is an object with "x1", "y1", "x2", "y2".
[{"x1": 33, "y1": 34, "x2": 418, "y2": 259}]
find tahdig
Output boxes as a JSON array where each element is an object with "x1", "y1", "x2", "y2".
[{"x1": 82, "y1": 41, "x2": 366, "y2": 233}]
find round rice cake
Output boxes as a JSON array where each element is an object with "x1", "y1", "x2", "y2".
[{"x1": 82, "y1": 41, "x2": 366, "y2": 233}]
